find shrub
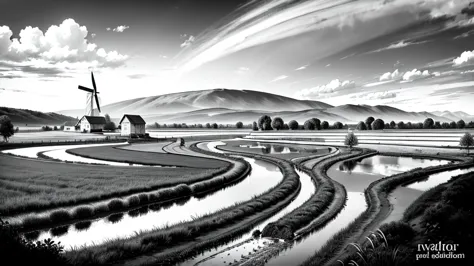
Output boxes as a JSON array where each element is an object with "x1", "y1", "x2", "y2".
[
  {"x1": 311, "y1": 118, "x2": 321, "y2": 130},
  {"x1": 49, "y1": 210, "x2": 71, "y2": 223},
  {"x1": 304, "y1": 119, "x2": 315, "y2": 130},
  {"x1": 365, "y1": 116, "x2": 375, "y2": 130},
  {"x1": 333, "y1": 121, "x2": 343, "y2": 129},
  {"x1": 107, "y1": 199, "x2": 125, "y2": 211},
  {"x1": 252, "y1": 121, "x2": 258, "y2": 131},
  {"x1": 138, "y1": 193, "x2": 149, "y2": 204},
  {"x1": 127, "y1": 196, "x2": 140, "y2": 207},
  {"x1": 236, "y1": 121, "x2": 243, "y2": 129},
  {"x1": 72, "y1": 206, "x2": 94, "y2": 219},
  {"x1": 0, "y1": 115, "x2": 14, "y2": 142},
  {"x1": 258, "y1": 115, "x2": 272, "y2": 131},
  {"x1": 321, "y1": 121, "x2": 329, "y2": 129},
  {"x1": 423, "y1": 118, "x2": 434, "y2": 129}
]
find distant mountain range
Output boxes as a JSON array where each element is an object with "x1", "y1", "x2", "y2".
[
  {"x1": 57, "y1": 89, "x2": 474, "y2": 124},
  {"x1": 1, "y1": 107, "x2": 76, "y2": 125}
]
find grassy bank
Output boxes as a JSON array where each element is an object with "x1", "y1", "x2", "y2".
[
  {"x1": 0, "y1": 154, "x2": 229, "y2": 216},
  {"x1": 16, "y1": 158, "x2": 250, "y2": 232},
  {"x1": 339, "y1": 170, "x2": 474, "y2": 266},
  {"x1": 302, "y1": 154, "x2": 474, "y2": 266},
  {"x1": 66, "y1": 155, "x2": 300, "y2": 265},
  {"x1": 262, "y1": 149, "x2": 377, "y2": 240}
]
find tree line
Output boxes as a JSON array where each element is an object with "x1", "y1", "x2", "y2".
[
  {"x1": 253, "y1": 115, "x2": 345, "y2": 131},
  {"x1": 148, "y1": 122, "x2": 251, "y2": 129}
]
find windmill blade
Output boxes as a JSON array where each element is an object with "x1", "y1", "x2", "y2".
[
  {"x1": 91, "y1": 72, "x2": 97, "y2": 93},
  {"x1": 78, "y1": 85, "x2": 94, "y2": 92},
  {"x1": 95, "y1": 93, "x2": 101, "y2": 113}
]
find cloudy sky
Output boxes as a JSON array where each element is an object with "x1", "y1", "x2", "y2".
[{"x1": 1, "y1": 0, "x2": 474, "y2": 113}]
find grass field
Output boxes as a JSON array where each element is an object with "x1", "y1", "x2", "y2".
[
  {"x1": 67, "y1": 145, "x2": 228, "y2": 168},
  {"x1": 0, "y1": 154, "x2": 226, "y2": 215}
]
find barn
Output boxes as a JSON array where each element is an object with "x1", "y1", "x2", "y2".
[
  {"x1": 76, "y1": 116, "x2": 106, "y2": 133},
  {"x1": 62, "y1": 121, "x2": 78, "y2": 132},
  {"x1": 119, "y1": 114, "x2": 146, "y2": 136}
]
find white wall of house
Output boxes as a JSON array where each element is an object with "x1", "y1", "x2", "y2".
[
  {"x1": 120, "y1": 117, "x2": 146, "y2": 136},
  {"x1": 79, "y1": 118, "x2": 104, "y2": 133}
]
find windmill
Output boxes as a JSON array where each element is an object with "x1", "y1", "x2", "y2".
[{"x1": 78, "y1": 72, "x2": 101, "y2": 116}]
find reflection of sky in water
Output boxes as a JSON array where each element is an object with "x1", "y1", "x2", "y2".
[
  {"x1": 407, "y1": 167, "x2": 474, "y2": 191},
  {"x1": 34, "y1": 158, "x2": 282, "y2": 249},
  {"x1": 2, "y1": 143, "x2": 125, "y2": 158},
  {"x1": 238, "y1": 142, "x2": 328, "y2": 155},
  {"x1": 338, "y1": 156, "x2": 444, "y2": 177},
  {"x1": 184, "y1": 169, "x2": 315, "y2": 266},
  {"x1": 266, "y1": 192, "x2": 366, "y2": 266}
]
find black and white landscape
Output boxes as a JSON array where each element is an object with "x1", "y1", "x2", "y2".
[{"x1": 1, "y1": 1, "x2": 474, "y2": 266}]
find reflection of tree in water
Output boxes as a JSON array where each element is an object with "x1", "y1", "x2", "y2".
[
  {"x1": 149, "y1": 203, "x2": 162, "y2": 212},
  {"x1": 273, "y1": 145, "x2": 285, "y2": 153},
  {"x1": 23, "y1": 230, "x2": 40, "y2": 241},
  {"x1": 377, "y1": 156, "x2": 399, "y2": 166},
  {"x1": 175, "y1": 196, "x2": 191, "y2": 206},
  {"x1": 128, "y1": 209, "x2": 141, "y2": 218},
  {"x1": 340, "y1": 160, "x2": 358, "y2": 173},
  {"x1": 50, "y1": 225, "x2": 69, "y2": 237},
  {"x1": 74, "y1": 221, "x2": 92, "y2": 231},
  {"x1": 107, "y1": 213, "x2": 124, "y2": 224},
  {"x1": 261, "y1": 146, "x2": 271, "y2": 154}
]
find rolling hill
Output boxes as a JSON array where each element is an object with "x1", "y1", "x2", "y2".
[
  {"x1": 57, "y1": 89, "x2": 333, "y2": 117},
  {"x1": 57, "y1": 88, "x2": 473, "y2": 124},
  {"x1": 0, "y1": 107, "x2": 77, "y2": 125}
]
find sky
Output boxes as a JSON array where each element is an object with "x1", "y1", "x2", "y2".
[{"x1": 1, "y1": 0, "x2": 474, "y2": 113}]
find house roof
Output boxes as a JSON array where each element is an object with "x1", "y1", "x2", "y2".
[
  {"x1": 119, "y1": 114, "x2": 146, "y2": 125},
  {"x1": 76, "y1": 116, "x2": 107, "y2": 126},
  {"x1": 63, "y1": 120, "x2": 78, "y2": 127}
]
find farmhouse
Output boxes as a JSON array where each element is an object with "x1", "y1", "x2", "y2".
[
  {"x1": 62, "y1": 120, "x2": 78, "y2": 132},
  {"x1": 119, "y1": 114, "x2": 146, "y2": 136},
  {"x1": 76, "y1": 116, "x2": 106, "y2": 133}
]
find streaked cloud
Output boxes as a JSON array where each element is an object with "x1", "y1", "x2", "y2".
[
  {"x1": 351, "y1": 90, "x2": 398, "y2": 100},
  {"x1": 180, "y1": 35, "x2": 195, "y2": 48},
  {"x1": 367, "y1": 40, "x2": 429, "y2": 54},
  {"x1": 295, "y1": 64, "x2": 308, "y2": 71},
  {"x1": 402, "y1": 68, "x2": 431, "y2": 81},
  {"x1": 270, "y1": 75, "x2": 288, "y2": 83}
]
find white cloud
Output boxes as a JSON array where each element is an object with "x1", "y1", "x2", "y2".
[
  {"x1": 461, "y1": 69, "x2": 474, "y2": 74},
  {"x1": 379, "y1": 69, "x2": 401, "y2": 81},
  {"x1": 91, "y1": 33, "x2": 96, "y2": 38},
  {"x1": 180, "y1": 35, "x2": 195, "y2": 48},
  {"x1": 112, "y1": 25, "x2": 130, "y2": 33},
  {"x1": 296, "y1": 79, "x2": 355, "y2": 99},
  {"x1": 106, "y1": 27, "x2": 111, "y2": 31},
  {"x1": 270, "y1": 75, "x2": 288, "y2": 83},
  {"x1": 453, "y1": 50, "x2": 474, "y2": 66},
  {"x1": 0, "y1": 19, "x2": 128, "y2": 72},
  {"x1": 353, "y1": 91, "x2": 398, "y2": 100},
  {"x1": 402, "y1": 68, "x2": 431, "y2": 81}
]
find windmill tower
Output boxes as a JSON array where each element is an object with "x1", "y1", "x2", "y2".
[{"x1": 78, "y1": 72, "x2": 101, "y2": 116}]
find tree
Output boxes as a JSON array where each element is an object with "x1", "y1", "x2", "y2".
[
  {"x1": 450, "y1": 121, "x2": 457, "y2": 128},
  {"x1": 441, "y1": 122, "x2": 450, "y2": 129},
  {"x1": 0, "y1": 115, "x2": 14, "y2": 142},
  {"x1": 434, "y1": 121, "x2": 441, "y2": 129},
  {"x1": 406, "y1": 122, "x2": 412, "y2": 129},
  {"x1": 211, "y1": 123, "x2": 218, "y2": 129},
  {"x1": 104, "y1": 114, "x2": 112, "y2": 124},
  {"x1": 385, "y1": 123, "x2": 390, "y2": 129},
  {"x1": 53, "y1": 126, "x2": 58, "y2": 131},
  {"x1": 288, "y1": 120, "x2": 299, "y2": 130},
  {"x1": 206, "y1": 123, "x2": 211, "y2": 129},
  {"x1": 459, "y1": 132, "x2": 474, "y2": 154},
  {"x1": 356, "y1": 121, "x2": 367, "y2": 130},
  {"x1": 372, "y1": 119, "x2": 385, "y2": 130},
  {"x1": 390, "y1": 121, "x2": 396, "y2": 129},
  {"x1": 333, "y1": 121, "x2": 343, "y2": 129},
  {"x1": 104, "y1": 121, "x2": 116, "y2": 131},
  {"x1": 154, "y1": 122, "x2": 160, "y2": 128},
  {"x1": 304, "y1": 119, "x2": 315, "y2": 130},
  {"x1": 321, "y1": 121, "x2": 329, "y2": 129},
  {"x1": 283, "y1": 123, "x2": 289, "y2": 130},
  {"x1": 258, "y1": 115, "x2": 272, "y2": 131},
  {"x1": 236, "y1": 121, "x2": 244, "y2": 129},
  {"x1": 271, "y1": 117, "x2": 284, "y2": 130},
  {"x1": 252, "y1": 121, "x2": 258, "y2": 131},
  {"x1": 344, "y1": 132, "x2": 359, "y2": 150},
  {"x1": 311, "y1": 118, "x2": 321, "y2": 130},
  {"x1": 397, "y1": 121, "x2": 405, "y2": 129},
  {"x1": 423, "y1": 118, "x2": 434, "y2": 129},
  {"x1": 457, "y1": 119, "x2": 466, "y2": 129},
  {"x1": 365, "y1": 116, "x2": 375, "y2": 130}
]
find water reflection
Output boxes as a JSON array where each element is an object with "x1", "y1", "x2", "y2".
[
  {"x1": 23, "y1": 230, "x2": 40, "y2": 241},
  {"x1": 35, "y1": 158, "x2": 283, "y2": 249},
  {"x1": 50, "y1": 225, "x2": 69, "y2": 237},
  {"x1": 239, "y1": 142, "x2": 326, "y2": 155},
  {"x1": 407, "y1": 167, "x2": 474, "y2": 191}
]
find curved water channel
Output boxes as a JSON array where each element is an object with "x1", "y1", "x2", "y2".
[
  {"x1": 1, "y1": 142, "x2": 173, "y2": 167},
  {"x1": 24, "y1": 155, "x2": 282, "y2": 249},
  {"x1": 264, "y1": 155, "x2": 448, "y2": 266}
]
